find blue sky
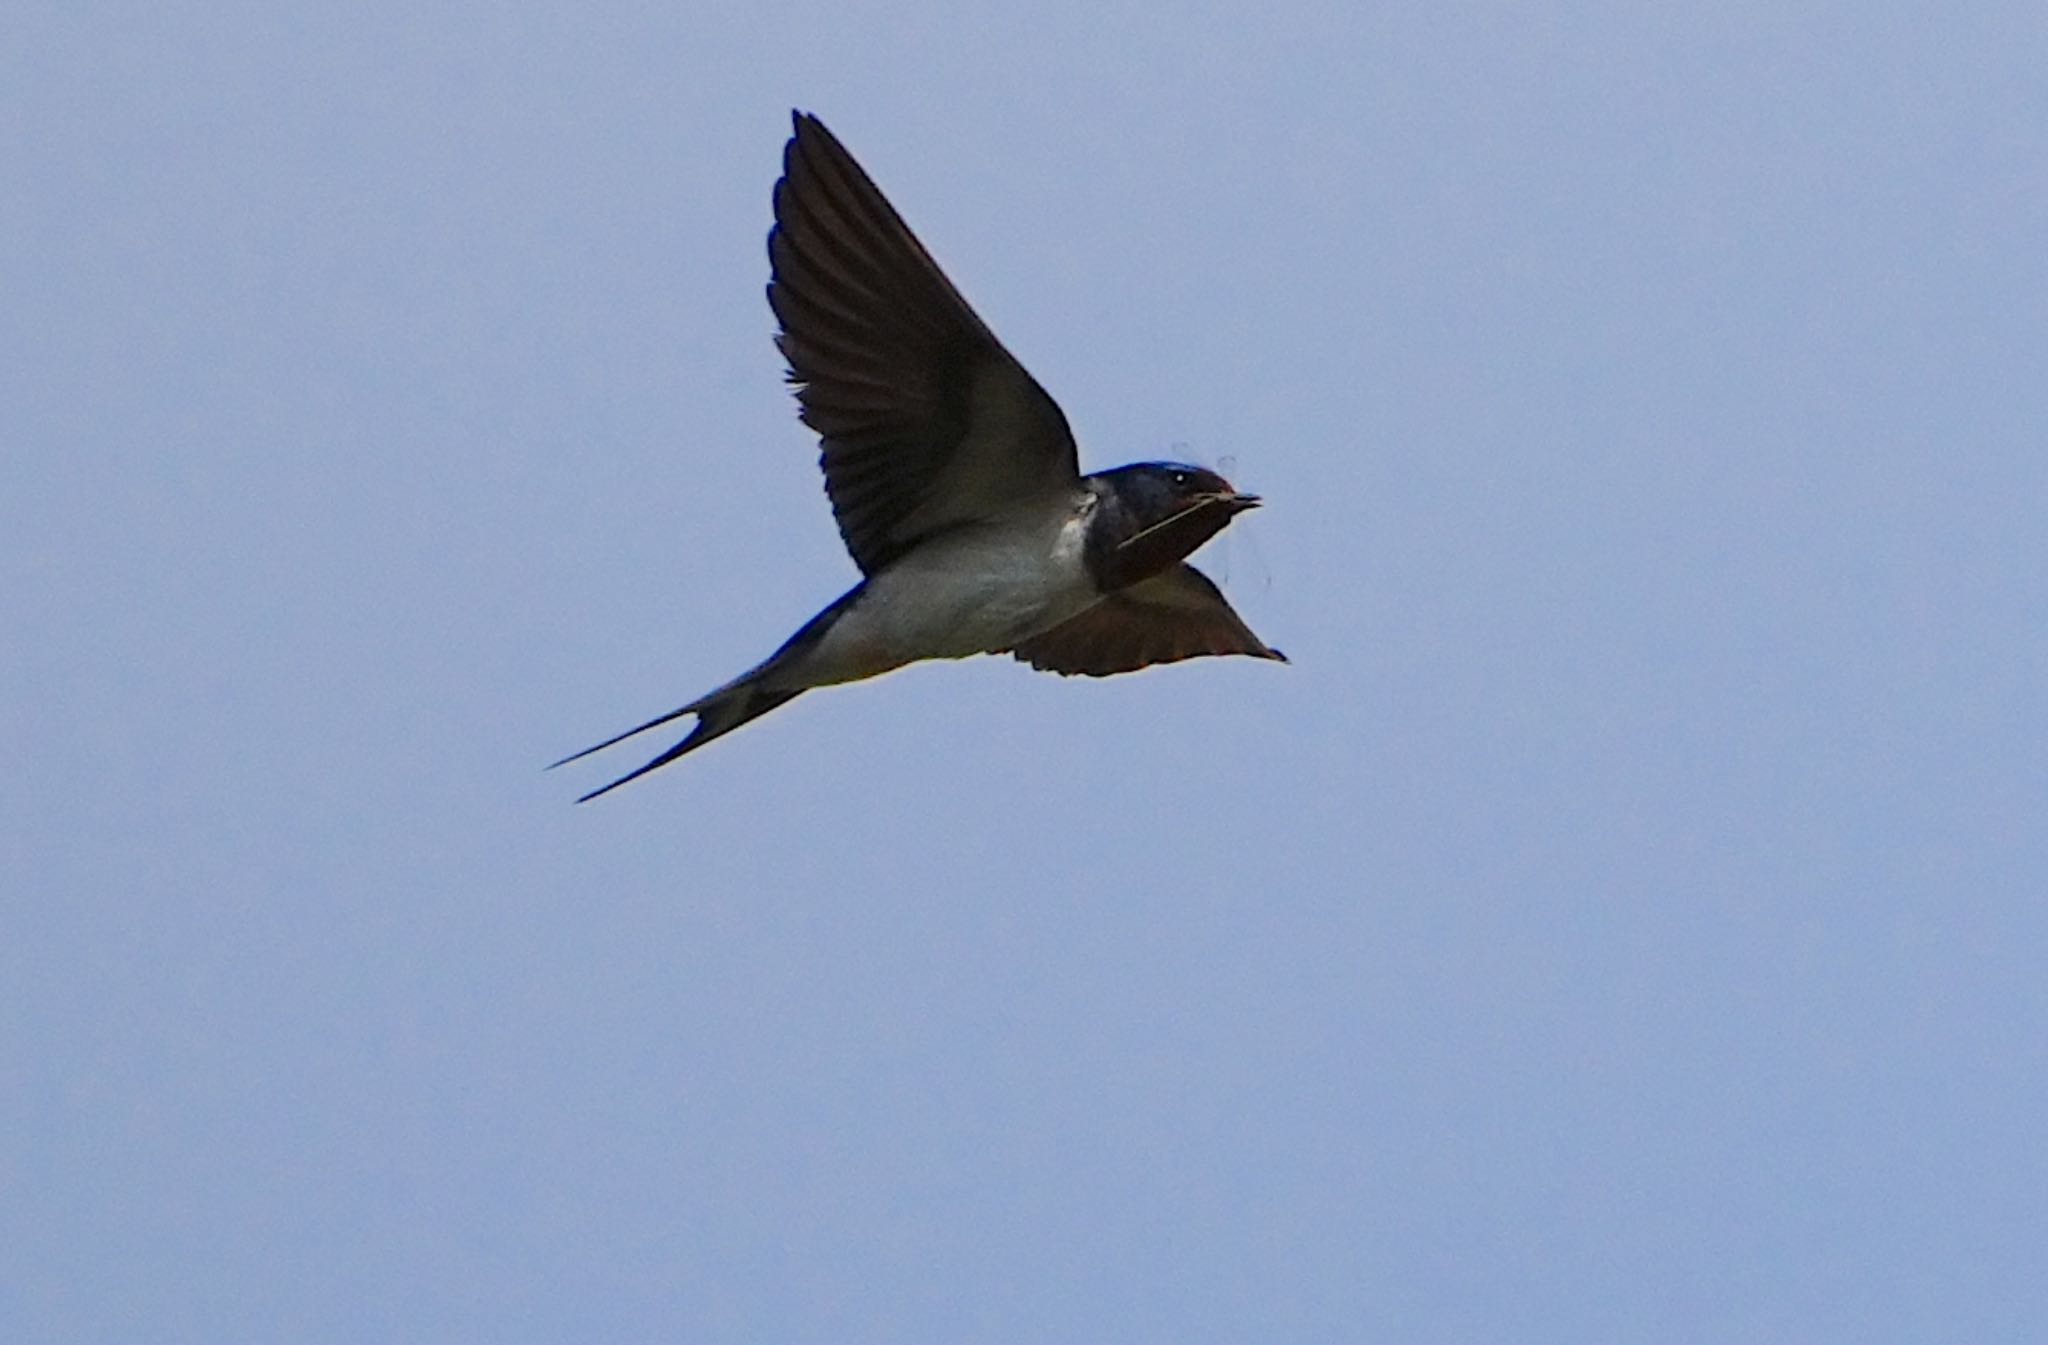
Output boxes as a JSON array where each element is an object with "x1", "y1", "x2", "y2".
[{"x1": 7, "y1": 3, "x2": 2045, "y2": 1341}]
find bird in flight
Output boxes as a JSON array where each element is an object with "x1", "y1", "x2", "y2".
[{"x1": 556, "y1": 111, "x2": 1283, "y2": 801}]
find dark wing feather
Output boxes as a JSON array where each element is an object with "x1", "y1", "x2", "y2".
[
  {"x1": 1012, "y1": 565, "x2": 1286, "y2": 677},
  {"x1": 770, "y1": 112, "x2": 1080, "y2": 575}
]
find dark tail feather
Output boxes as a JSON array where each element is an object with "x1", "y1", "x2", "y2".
[
  {"x1": 568, "y1": 683, "x2": 804, "y2": 803},
  {"x1": 548, "y1": 703, "x2": 702, "y2": 771},
  {"x1": 555, "y1": 581, "x2": 863, "y2": 800}
]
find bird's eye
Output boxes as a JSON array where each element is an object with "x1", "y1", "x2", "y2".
[{"x1": 1171, "y1": 470, "x2": 1191, "y2": 488}]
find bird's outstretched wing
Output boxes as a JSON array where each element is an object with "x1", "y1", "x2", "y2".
[
  {"x1": 1012, "y1": 565, "x2": 1286, "y2": 677},
  {"x1": 770, "y1": 112, "x2": 1081, "y2": 575}
]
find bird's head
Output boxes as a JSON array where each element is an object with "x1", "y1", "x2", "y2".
[{"x1": 1088, "y1": 462, "x2": 1262, "y2": 590}]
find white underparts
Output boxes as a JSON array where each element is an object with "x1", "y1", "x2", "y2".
[{"x1": 777, "y1": 499, "x2": 1099, "y2": 690}]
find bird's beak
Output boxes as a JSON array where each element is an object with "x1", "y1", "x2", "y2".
[{"x1": 1221, "y1": 492, "x2": 1261, "y2": 514}]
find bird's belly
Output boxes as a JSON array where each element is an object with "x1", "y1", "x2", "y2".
[{"x1": 802, "y1": 522, "x2": 1095, "y2": 684}]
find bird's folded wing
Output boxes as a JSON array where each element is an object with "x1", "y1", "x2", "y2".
[
  {"x1": 1012, "y1": 565, "x2": 1286, "y2": 677},
  {"x1": 770, "y1": 113, "x2": 1081, "y2": 576}
]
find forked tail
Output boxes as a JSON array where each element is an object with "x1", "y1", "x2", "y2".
[{"x1": 550, "y1": 676, "x2": 804, "y2": 802}]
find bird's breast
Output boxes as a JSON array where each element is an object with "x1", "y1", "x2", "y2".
[{"x1": 800, "y1": 509, "x2": 1098, "y2": 682}]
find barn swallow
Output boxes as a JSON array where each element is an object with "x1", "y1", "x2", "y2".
[{"x1": 556, "y1": 111, "x2": 1283, "y2": 800}]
